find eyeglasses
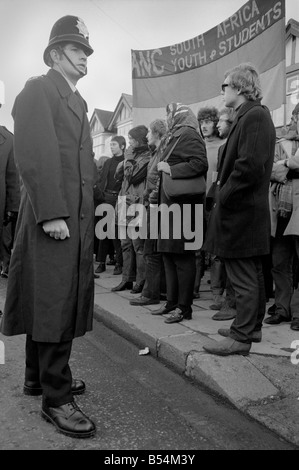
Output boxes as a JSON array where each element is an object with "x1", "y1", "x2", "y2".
[{"x1": 221, "y1": 83, "x2": 229, "y2": 92}]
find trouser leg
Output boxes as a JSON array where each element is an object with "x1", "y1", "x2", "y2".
[
  {"x1": 175, "y1": 252, "x2": 196, "y2": 308},
  {"x1": 291, "y1": 236, "x2": 299, "y2": 319},
  {"x1": 25, "y1": 335, "x2": 73, "y2": 407},
  {"x1": 132, "y1": 237, "x2": 145, "y2": 286},
  {"x1": 224, "y1": 257, "x2": 265, "y2": 343},
  {"x1": 114, "y1": 234, "x2": 123, "y2": 266},
  {"x1": 163, "y1": 254, "x2": 179, "y2": 304},
  {"x1": 25, "y1": 334, "x2": 40, "y2": 384},
  {"x1": 97, "y1": 238, "x2": 109, "y2": 263},
  {"x1": 38, "y1": 340, "x2": 73, "y2": 408},
  {"x1": 271, "y1": 233, "x2": 293, "y2": 318},
  {"x1": 120, "y1": 234, "x2": 136, "y2": 282},
  {"x1": 210, "y1": 254, "x2": 226, "y2": 296},
  {"x1": 143, "y1": 249, "x2": 162, "y2": 300}
]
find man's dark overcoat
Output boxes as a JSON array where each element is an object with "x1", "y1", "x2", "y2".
[
  {"x1": 0, "y1": 126, "x2": 20, "y2": 259},
  {"x1": 1, "y1": 69, "x2": 95, "y2": 342},
  {"x1": 204, "y1": 100, "x2": 276, "y2": 259}
]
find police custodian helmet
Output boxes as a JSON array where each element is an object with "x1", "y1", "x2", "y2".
[{"x1": 43, "y1": 15, "x2": 94, "y2": 66}]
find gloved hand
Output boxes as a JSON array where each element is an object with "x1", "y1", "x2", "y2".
[{"x1": 271, "y1": 162, "x2": 288, "y2": 183}]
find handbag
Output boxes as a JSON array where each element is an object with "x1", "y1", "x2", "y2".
[
  {"x1": 161, "y1": 135, "x2": 206, "y2": 200},
  {"x1": 163, "y1": 173, "x2": 206, "y2": 199}
]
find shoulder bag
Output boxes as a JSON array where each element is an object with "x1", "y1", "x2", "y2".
[{"x1": 162, "y1": 135, "x2": 206, "y2": 200}]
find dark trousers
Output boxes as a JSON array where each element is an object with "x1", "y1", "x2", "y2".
[
  {"x1": 97, "y1": 235, "x2": 123, "y2": 266},
  {"x1": 142, "y1": 239, "x2": 166, "y2": 299},
  {"x1": 0, "y1": 221, "x2": 17, "y2": 269},
  {"x1": 163, "y1": 252, "x2": 196, "y2": 309},
  {"x1": 224, "y1": 257, "x2": 266, "y2": 343},
  {"x1": 25, "y1": 335, "x2": 73, "y2": 407}
]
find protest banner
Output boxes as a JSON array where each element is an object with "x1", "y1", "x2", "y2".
[{"x1": 132, "y1": 0, "x2": 286, "y2": 125}]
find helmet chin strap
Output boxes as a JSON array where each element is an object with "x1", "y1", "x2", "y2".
[{"x1": 61, "y1": 50, "x2": 87, "y2": 76}]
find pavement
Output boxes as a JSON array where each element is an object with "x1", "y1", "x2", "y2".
[
  {"x1": 0, "y1": 265, "x2": 298, "y2": 447},
  {"x1": 93, "y1": 264, "x2": 299, "y2": 448}
]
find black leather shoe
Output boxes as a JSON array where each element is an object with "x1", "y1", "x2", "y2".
[
  {"x1": 130, "y1": 283, "x2": 144, "y2": 294},
  {"x1": 113, "y1": 264, "x2": 122, "y2": 275},
  {"x1": 130, "y1": 296, "x2": 160, "y2": 306},
  {"x1": 95, "y1": 262, "x2": 106, "y2": 274},
  {"x1": 41, "y1": 401, "x2": 96, "y2": 438},
  {"x1": 267, "y1": 303, "x2": 276, "y2": 316},
  {"x1": 264, "y1": 313, "x2": 291, "y2": 325},
  {"x1": 291, "y1": 318, "x2": 299, "y2": 331},
  {"x1": 24, "y1": 379, "x2": 86, "y2": 397},
  {"x1": 151, "y1": 301, "x2": 178, "y2": 316},
  {"x1": 111, "y1": 281, "x2": 133, "y2": 292}
]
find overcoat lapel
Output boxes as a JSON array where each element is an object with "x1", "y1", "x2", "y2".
[
  {"x1": 46, "y1": 69, "x2": 84, "y2": 124},
  {"x1": 0, "y1": 128, "x2": 6, "y2": 145},
  {"x1": 217, "y1": 101, "x2": 261, "y2": 177}
]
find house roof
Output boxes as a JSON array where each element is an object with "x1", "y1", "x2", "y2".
[
  {"x1": 91, "y1": 108, "x2": 114, "y2": 131},
  {"x1": 107, "y1": 93, "x2": 133, "y2": 131},
  {"x1": 286, "y1": 19, "x2": 299, "y2": 40}
]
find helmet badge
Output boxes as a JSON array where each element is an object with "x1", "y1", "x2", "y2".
[{"x1": 76, "y1": 18, "x2": 89, "y2": 39}]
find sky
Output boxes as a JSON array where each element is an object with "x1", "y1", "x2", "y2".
[{"x1": 0, "y1": 0, "x2": 298, "y2": 131}]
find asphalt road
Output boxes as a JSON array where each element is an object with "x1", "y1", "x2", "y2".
[{"x1": 0, "y1": 315, "x2": 295, "y2": 451}]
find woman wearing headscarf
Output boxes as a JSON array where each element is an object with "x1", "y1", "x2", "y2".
[{"x1": 152, "y1": 103, "x2": 208, "y2": 323}]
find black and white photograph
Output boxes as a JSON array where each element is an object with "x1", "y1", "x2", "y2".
[{"x1": 0, "y1": 0, "x2": 299, "y2": 453}]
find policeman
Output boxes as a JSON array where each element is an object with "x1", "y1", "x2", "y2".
[{"x1": 1, "y1": 16, "x2": 96, "y2": 438}]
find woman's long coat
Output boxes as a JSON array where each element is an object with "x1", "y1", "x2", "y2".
[
  {"x1": 0, "y1": 126, "x2": 20, "y2": 260},
  {"x1": 1, "y1": 69, "x2": 95, "y2": 342},
  {"x1": 204, "y1": 100, "x2": 276, "y2": 259},
  {"x1": 157, "y1": 126, "x2": 208, "y2": 253}
]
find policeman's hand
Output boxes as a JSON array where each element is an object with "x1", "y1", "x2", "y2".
[
  {"x1": 42, "y1": 219, "x2": 70, "y2": 240},
  {"x1": 157, "y1": 162, "x2": 171, "y2": 174}
]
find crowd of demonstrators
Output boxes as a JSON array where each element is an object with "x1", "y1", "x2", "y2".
[
  {"x1": 264, "y1": 103, "x2": 299, "y2": 331},
  {"x1": 1, "y1": 16, "x2": 97, "y2": 438},
  {"x1": 94, "y1": 136, "x2": 126, "y2": 277},
  {"x1": 111, "y1": 125, "x2": 151, "y2": 293},
  {"x1": 0, "y1": 123, "x2": 20, "y2": 283},
  {"x1": 130, "y1": 119, "x2": 168, "y2": 307},
  {"x1": 97, "y1": 70, "x2": 299, "y2": 340},
  {"x1": 203, "y1": 63, "x2": 276, "y2": 357}
]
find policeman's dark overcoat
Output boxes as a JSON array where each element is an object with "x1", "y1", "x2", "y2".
[
  {"x1": 1, "y1": 69, "x2": 95, "y2": 342},
  {"x1": 0, "y1": 126, "x2": 20, "y2": 259},
  {"x1": 204, "y1": 100, "x2": 276, "y2": 259}
]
